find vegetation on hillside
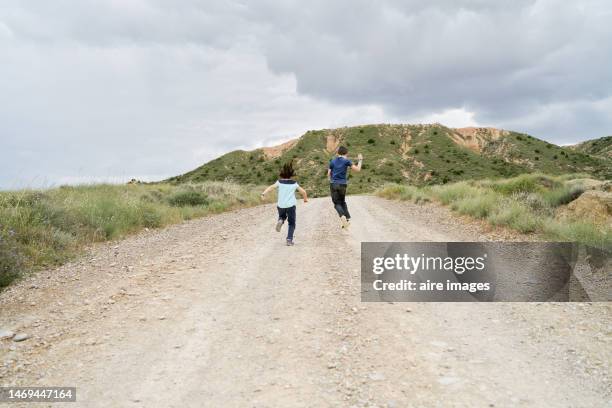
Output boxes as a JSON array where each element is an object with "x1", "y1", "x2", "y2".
[
  {"x1": 168, "y1": 124, "x2": 611, "y2": 197},
  {"x1": 570, "y1": 136, "x2": 612, "y2": 159},
  {"x1": 376, "y1": 173, "x2": 611, "y2": 250},
  {"x1": 0, "y1": 182, "x2": 267, "y2": 288}
]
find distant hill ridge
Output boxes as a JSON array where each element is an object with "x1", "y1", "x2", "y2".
[
  {"x1": 569, "y1": 136, "x2": 612, "y2": 159},
  {"x1": 167, "y1": 124, "x2": 611, "y2": 196}
]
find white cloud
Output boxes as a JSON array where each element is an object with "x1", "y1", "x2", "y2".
[{"x1": 414, "y1": 108, "x2": 480, "y2": 129}]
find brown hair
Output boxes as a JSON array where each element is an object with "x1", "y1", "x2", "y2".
[
  {"x1": 279, "y1": 161, "x2": 295, "y2": 179},
  {"x1": 337, "y1": 146, "x2": 348, "y2": 155}
]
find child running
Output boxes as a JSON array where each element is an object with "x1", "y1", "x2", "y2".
[
  {"x1": 261, "y1": 162, "x2": 308, "y2": 246},
  {"x1": 328, "y1": 146, "x2": 363, "y2": 228}
]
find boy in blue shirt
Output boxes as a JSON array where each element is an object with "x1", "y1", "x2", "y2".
[
  {"x1": 261, "y1": 162, "x2": 308, "y2": 246},
  {"x1": 328, "y1": 146, "x2": 363, "y2": 228}
]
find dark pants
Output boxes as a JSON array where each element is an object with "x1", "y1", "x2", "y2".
[
  {"x1": 330, "y1": 183, "x2": 350, "y2": 219},
  {"x1": 277, "y1": 206, "x2": 296, "y2": 240}
]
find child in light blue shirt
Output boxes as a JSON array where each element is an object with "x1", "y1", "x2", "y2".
[{"x1": 261, "y1": 162, "x2": 308, "y2": 246}]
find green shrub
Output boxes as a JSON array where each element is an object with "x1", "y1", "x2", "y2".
[
  {"x1": 139, "y1": 205, "x2": 164, "y2": 228},
  {"x1": 541, "y1": 184, "x2": 584, "y2": 207},
  {"x1": 430, "y1": 182, "x2": 478, "y2": 205},
  {"x1": 452, "y1": 193, "x2": 498, "y2": 218},
  {"x1": 488, "y1": 201, "x2": 541, "y2": 233},
  {"x1": 0, "y1": 231, "x2": 23, "y2": 288},
  {"x1": 376, "y1": 184, "x2": 429, "y2": 204},
  {"x1": 376, "y1": 184, "x2": 406, "y2": 200},
  {"x1": 207, "y1": 201, "x2": 230, "y2": 213},
  {"x1": 489, "y1": 174, "x2": 558, "y2": 195},
  {"x1": 543, "y1": 220, "x2": 611, "y2": 249},
  {"x1": 168, "y1": 191, "x2": 209, "y2": 207}
]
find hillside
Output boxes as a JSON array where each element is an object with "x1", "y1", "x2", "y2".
[
  {"x1": 167, "y1": 124, "x2": 612, "y2": 197},
  {"x1": 569, "y1": 136, "x2": 612, "y2": 159}
]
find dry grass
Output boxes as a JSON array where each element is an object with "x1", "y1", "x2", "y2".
[
  {"x1": 0, "y1": 181, "x2": 268, "y2": 288},
  {"x1": 376, "y1": 173, "x2": 610, "y2": 249}
]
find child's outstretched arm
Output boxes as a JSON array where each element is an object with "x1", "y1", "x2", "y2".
[
  {"x1": 260, "y1": 183, "x2": 277, "y2": 199},
  {"x1": 351, "y1": 153, "x2": 363, "y2": 172},
  {"x1": 297, "y1": 186, "x2": 308, "y2": 203}
]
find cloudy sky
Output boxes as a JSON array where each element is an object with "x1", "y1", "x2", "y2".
[{"x1": 1, "y1": 0, "x2": 611, "y2": 189}]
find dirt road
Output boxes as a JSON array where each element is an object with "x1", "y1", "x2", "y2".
[{"x1": 1, "y1": 196, "x2": 610, "y2": 407}]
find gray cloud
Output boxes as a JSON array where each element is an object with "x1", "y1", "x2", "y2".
[
  {"x1": 251, "y1": 1, "x2": 612, "y2": 130},
  {"x1": 1, "y1": 0, "x2": 610, "y2": 188}
]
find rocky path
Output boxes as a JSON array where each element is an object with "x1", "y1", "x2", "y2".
[{"x1": 1, "y1": 196, "x2": 610, "y2": 407}]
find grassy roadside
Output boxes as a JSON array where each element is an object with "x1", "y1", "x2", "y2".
[
  {"x1": 376, "y1": 173, "x2": 611, "y2": 250},
  {"x1": 0, "y1": 182, "x2": 268, "y2": 288}
]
